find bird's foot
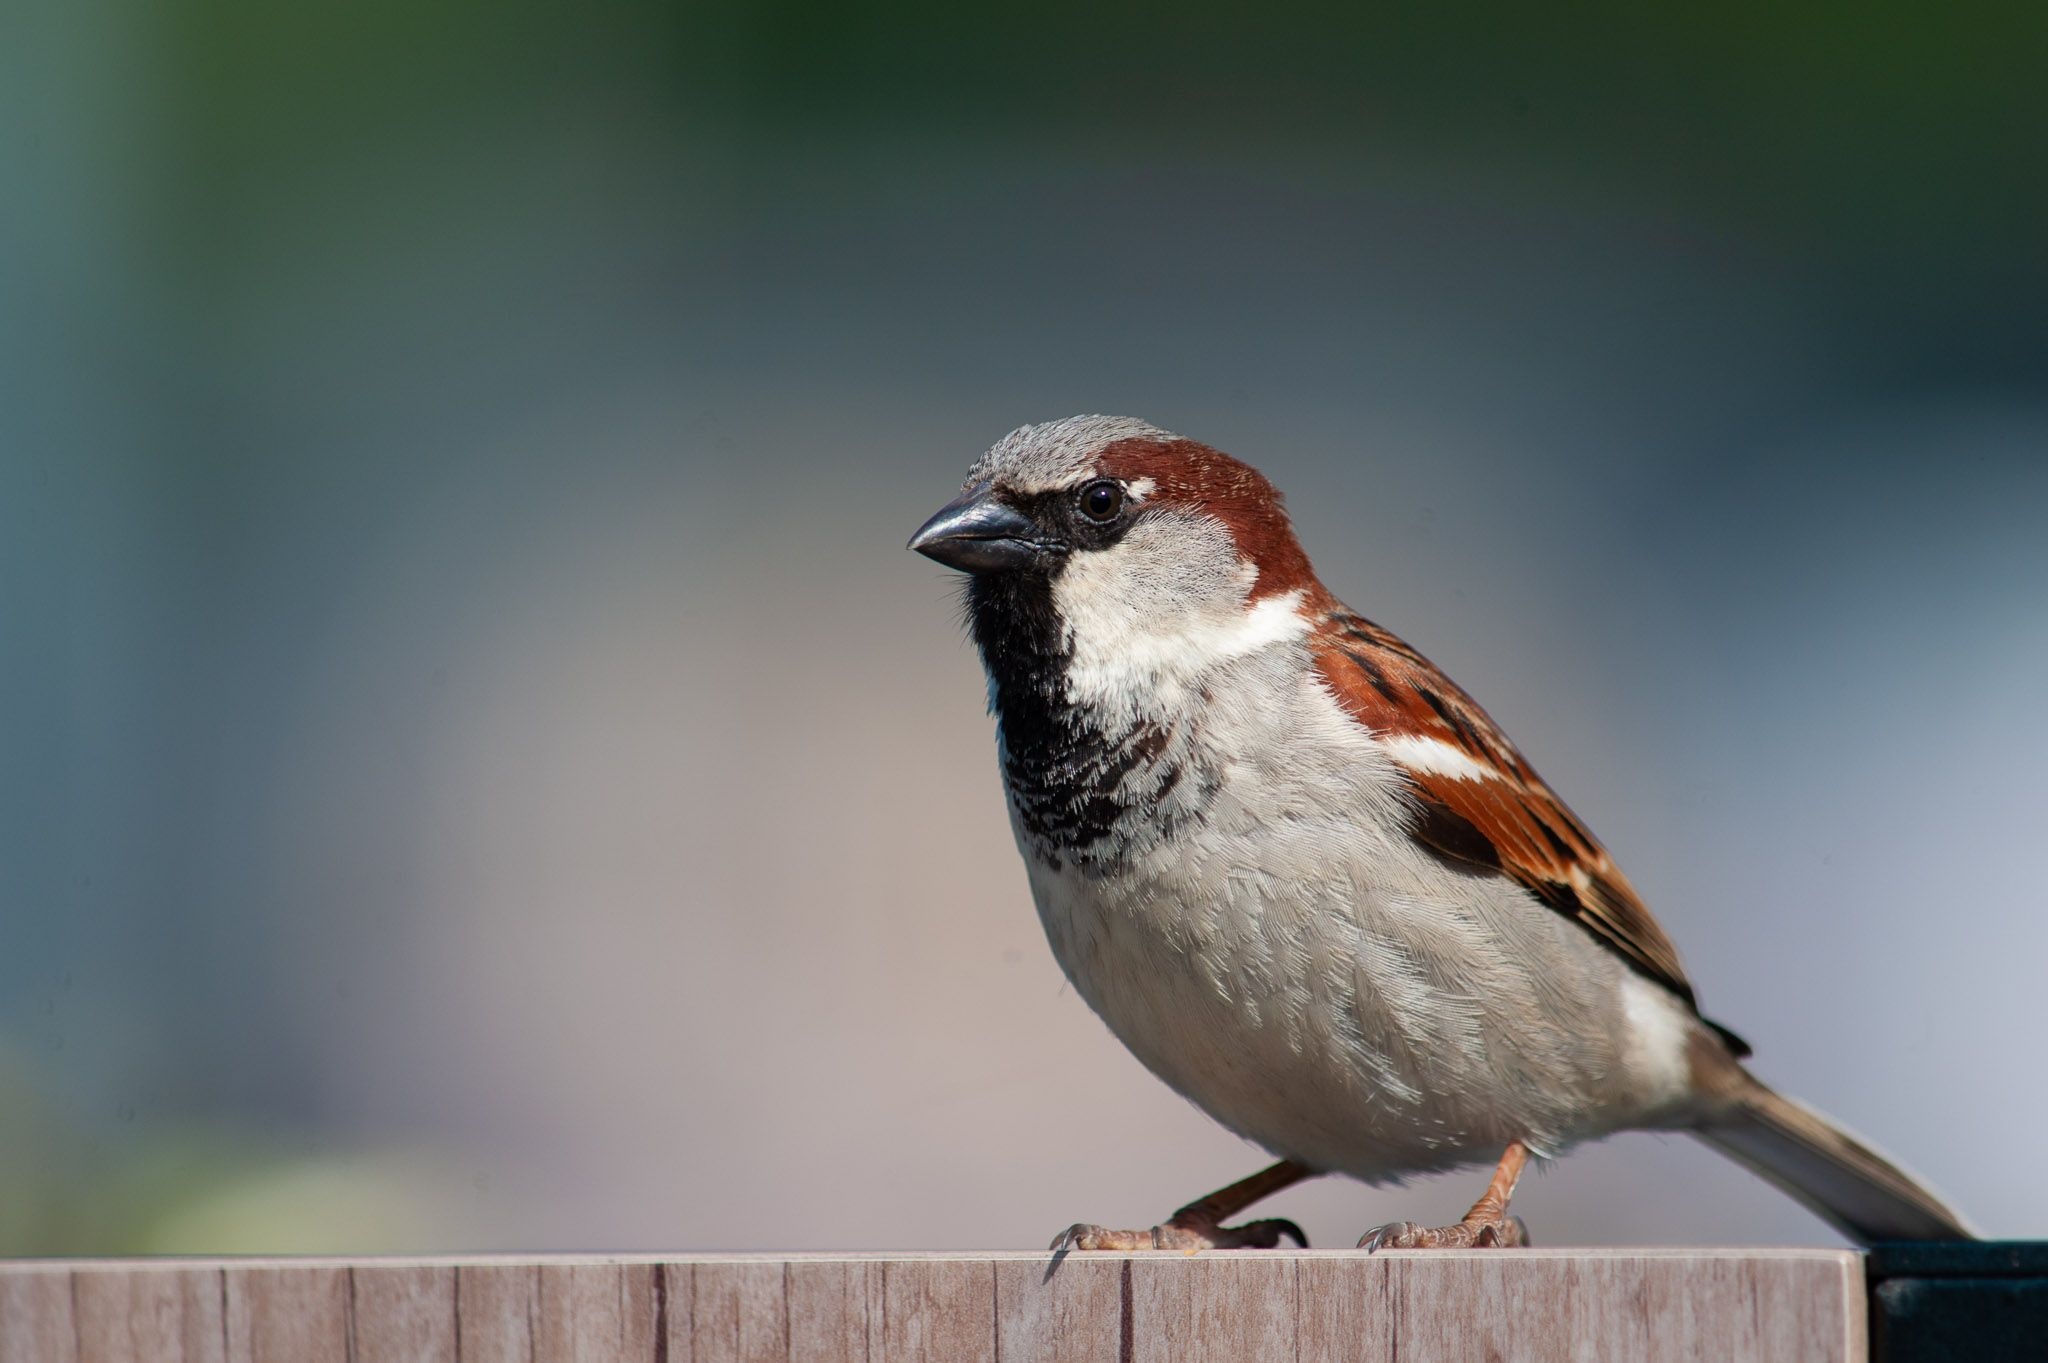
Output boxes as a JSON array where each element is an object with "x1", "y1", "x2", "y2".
[
  {"x1": 1051, "y1": 1214, "x2": 1308, "y2": 1253},
  {"x1": 1359, "y1": 1141, "x2": 1533, "y2": 1251},
  {"x1": 1357, "y1": 1215, "x2": 1529, "y2": 1251},
  {"x1": 1050, "y1": 1160, "x2": 1315, "y2": 1253}
]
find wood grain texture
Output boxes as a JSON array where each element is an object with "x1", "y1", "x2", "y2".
[
  {"x1": 994, "y1": 1253, "x2": 1121, "y2": 1363},
  {"x1": 0, "y1": 1251, "x2": 1866, "y2": 1363},
  {"x1": 72, "y1": 1268, "x2": 227, "y2": 1363},
  {"x1": 349, "y1": 1265, "x2": 455, "y2": 1363},
  {"x1": 689, "y1": 1261, "x2": 791, "y2": 1363},
  {"x1": 0, "y1": 1266, "x2": 80, "y2": 1363},
  {"x1": 224, "y1": 1265, "x2": 347, "y2": 1363}
]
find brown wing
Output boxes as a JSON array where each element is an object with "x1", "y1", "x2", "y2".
[{"x1": 1311, "y1": 609, "x2": 1742, "y2": 1049}]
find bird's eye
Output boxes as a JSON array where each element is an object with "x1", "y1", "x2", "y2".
[{"x1": 1077, "y1": 480, "x2": 1124, "y2": 522}]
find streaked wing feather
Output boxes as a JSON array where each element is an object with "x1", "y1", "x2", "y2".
[{"x1": 1314, "y1": 610, "x2": 1710, "y2": 1024}]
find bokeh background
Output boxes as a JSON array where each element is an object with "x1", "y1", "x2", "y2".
[{"x1": 4, "y1": 0, "x2": 2045, "y2": 1253}]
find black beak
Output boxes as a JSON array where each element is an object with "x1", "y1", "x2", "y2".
[{"x1": 907, "y1": 482, "x2": 1049, "y2": 573}]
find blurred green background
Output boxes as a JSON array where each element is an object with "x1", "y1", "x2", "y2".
[{"x1": 4, "y1": 0, "x2": 2044, "y2": 1253}]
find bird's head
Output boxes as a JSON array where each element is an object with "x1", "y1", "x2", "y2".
[{"x1": 910, "y1": 416, "x2": 1323, "y2": 710}]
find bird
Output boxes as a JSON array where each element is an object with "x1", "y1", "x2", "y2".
[{"x1": 907, "y1": 414, "x2": 1974, "y2": 1252}]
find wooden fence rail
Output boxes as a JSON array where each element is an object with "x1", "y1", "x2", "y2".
[{"x1": 0, "y1": 1250, "x2": 1864, "y2": 1363}]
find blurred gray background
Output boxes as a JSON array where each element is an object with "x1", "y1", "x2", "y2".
[{"x1": 3, "y1": 0, "x2": 2044, "y2": 1252}]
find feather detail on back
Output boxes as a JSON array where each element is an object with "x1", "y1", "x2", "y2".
[{"x1": 1309, "y1": 607, "x2": 1748, "y2": 1055}]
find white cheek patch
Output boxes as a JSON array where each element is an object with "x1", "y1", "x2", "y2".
[
  {"x1": 1051, "y1": 512, "x2": 1310, "y2": 718},
  {"x1": 1063, "y1": 591, "x2": 1309, "y2": 703}
]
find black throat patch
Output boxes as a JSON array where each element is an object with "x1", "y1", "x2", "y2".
[{"x1": 966, "y1": 570, "x2": 1191, "y2": 871}]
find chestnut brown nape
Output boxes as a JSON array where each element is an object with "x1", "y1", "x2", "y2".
[{"x1": 1094, "y1": 436, "x2": 1320, "y2": 600}]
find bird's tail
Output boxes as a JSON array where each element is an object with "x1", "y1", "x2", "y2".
[{"x1": 1692, "y1": 1076, "x2": 1975, "y2": 1244}]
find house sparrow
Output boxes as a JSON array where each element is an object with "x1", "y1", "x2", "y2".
[{"x1": 909, "y1": 415, "x2": 1973, "y2": 1250}]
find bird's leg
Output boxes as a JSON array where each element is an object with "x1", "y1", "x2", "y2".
[
  {"x1": 1052, "y1": 1159, "x2": 1316, "y2": 1252},
  {"x1": 1358, "y1": 1141, "x2": 1533, "y2": 1251}
]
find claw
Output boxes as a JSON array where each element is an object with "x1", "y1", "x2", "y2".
[
  {"x1": 1051, "y1": 1223, "x2": 1166, "y2": 1252},
  {"x1": 1357, "y1": 1216, "x2": 1529, "y2": 1251},
  {"x1": 1357, "y1": 1220, "x2": 1425, "y2": 1253},
  {"x1": 1245, "y1": 1218, "x2": 1310, "y2": 1249},
  {"x1": 1473, "y1": 1217, "x2": 1531, "y2": 1248},
  {"x1": 1046, "y1": 1159, "x2": 1318, "y2": 1255},
  {"x1": 1360, "y1": 1143, "x2": 1532, "y2": 1252},
  {"x1": 1049, "y1": 1216, "x2": 1310, "y2": 1253}
]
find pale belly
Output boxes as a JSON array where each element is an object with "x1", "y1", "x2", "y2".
[{"x1": 1023, "y1": 837, "x2": 1692, "y2": 1181}]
